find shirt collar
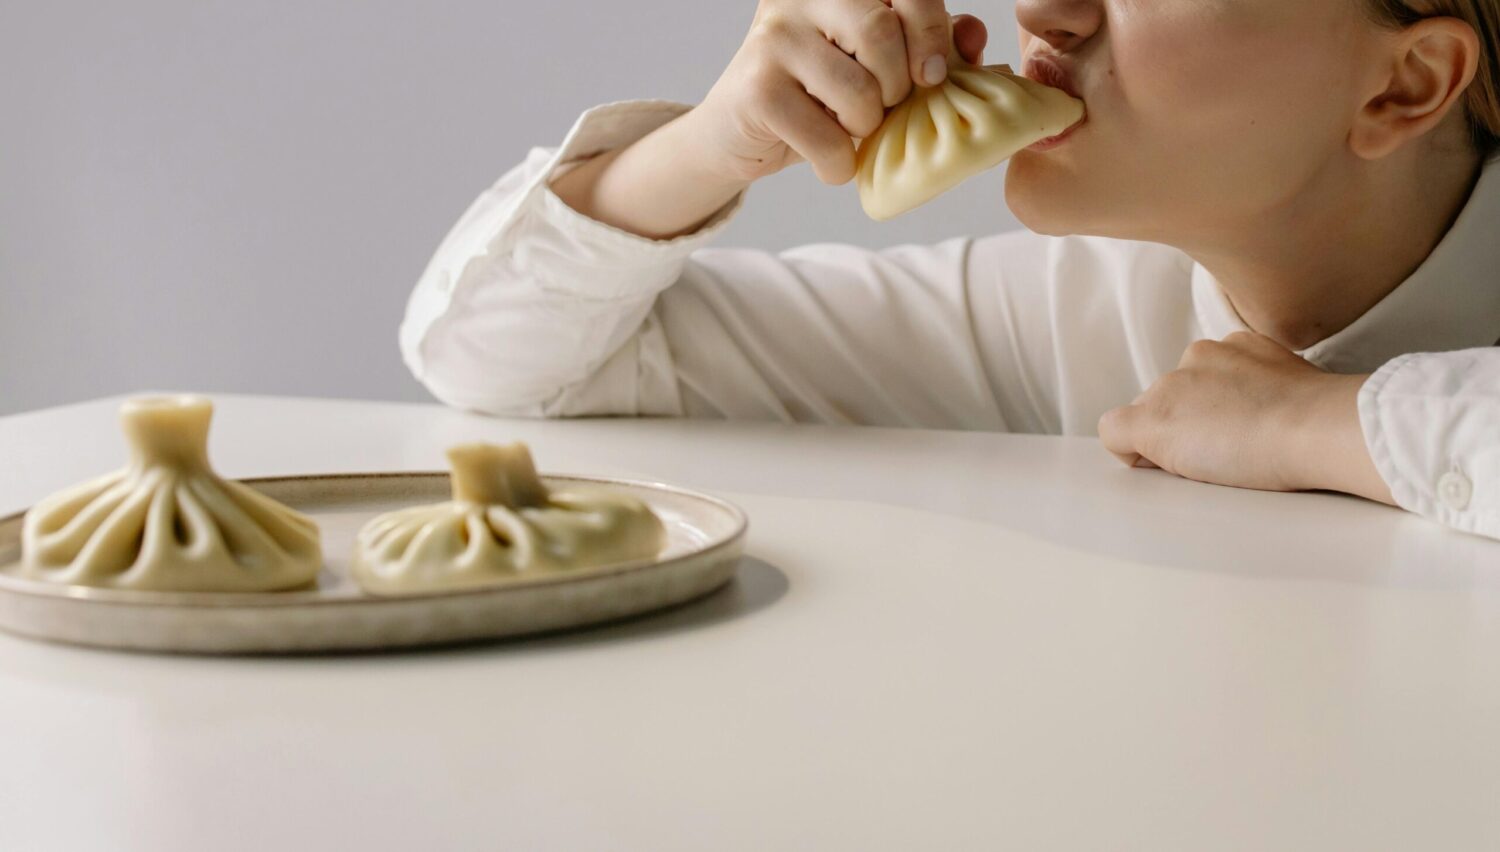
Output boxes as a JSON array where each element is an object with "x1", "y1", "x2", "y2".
[{"x1": 1191, "y1": 153, "x2": 1500, "y2": 373}]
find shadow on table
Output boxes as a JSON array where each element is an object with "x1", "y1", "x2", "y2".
[
  {"x1": 517, "y1": 555, "x2": 789, "y2": 651},
  {"x1": 331, "y1": 555, "x2": 790, "y2": 659}
]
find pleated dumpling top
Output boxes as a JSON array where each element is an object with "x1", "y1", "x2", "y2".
[
  {"x1": 19, "y1": 396, "x2": 322, "y2": 591},
  {"x1": 855, "y1": 60, "x2": 1085, "y2": 220},
  {"x1": 352, "y1": 442, "x2": 666, "y2": 595}
]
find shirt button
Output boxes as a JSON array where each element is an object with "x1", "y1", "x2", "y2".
[{"x1": 1437, "y1": 471, "x2": 1473, "y2": 512}]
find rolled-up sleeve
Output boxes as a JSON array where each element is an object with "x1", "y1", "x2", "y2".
[
  {"x1": 1358, "y1": 348, "x2": 1500, "y2": 541},
  {"x1": 399, "y1": 99, "x2": 744, "y2": 417}
]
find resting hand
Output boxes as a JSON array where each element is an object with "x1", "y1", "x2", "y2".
[{"x1": 1097, "y1": 331, "x2": 1395, "y2": 503}]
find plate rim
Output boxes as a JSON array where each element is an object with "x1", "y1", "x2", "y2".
[{"x1": 0, "y1": 470, "x2": 749, "y2": 608}]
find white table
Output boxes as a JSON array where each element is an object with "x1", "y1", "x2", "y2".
[{"x1": 2, "y1": 394, "x2": 1497, "y2": 851}]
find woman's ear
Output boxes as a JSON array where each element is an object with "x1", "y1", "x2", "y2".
[{"x1": 1350, "y1": 17, "x2": 1481, "y2": 160}]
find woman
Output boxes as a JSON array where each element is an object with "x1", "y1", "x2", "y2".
[{"x1": 401, "y1": 0, "x2": 1500, "y2": 541}]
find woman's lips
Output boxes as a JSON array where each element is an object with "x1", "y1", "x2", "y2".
[
  {"x1": 1021, "y1": 54, "x2": 1087, "y2": 151},
  {"x1": 1023, "y1": 54, "x2": 1081, "y2": 98},
  {"x1": 1024, "y1": 118, "x2": 1085, "y2": 152}
]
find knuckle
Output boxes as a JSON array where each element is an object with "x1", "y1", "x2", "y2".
[
  {"x1": 858, "y1": 6, "x2": 902, "y2": 44},
  {"x1": 896, "y1": 0, "x2": 950, "y2": 39},
  {"x1": 1181, "y1": 338, "x2": 1218, "y2": 363},
  {"x1": 839, "y1": 65, "x2": 882, "y2": 105},
  {"x1": 918, "y1": 20, "x2": 950, "y2": 41},
  {"x1": 1137, "y1": 381, "x2": 1175, "y2": 413},
  {"x1": 751, "y1": 12, "x2": 798, "y2": 46},
  {"x1": 847, "y1": 106, "x2": 885, "y2": 140},
  {"x1": 1097, "y1": 407, "x2": 1123, "y2": 438},
  {"x1": 1156, "y1": 369, "x2": 1189, "y2": 392},
  {"x1": 745, "y1": 74, "x2": 784, "y2": 113},
  {"x1": 1141, "y1": 398, "x2": 1173, "y2": 426},
  {"x1": 742, "y1": 60, "x2": 788, "y2": 104},
  {"x1": 825, "y1": 53, "x2": 865, "y2": 89}
]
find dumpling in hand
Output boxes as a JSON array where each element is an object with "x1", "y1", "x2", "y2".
[
  {"x1": 352, "y1": 442, "x2": 666, "y2": 595},
  {"x1": 855, "y1": 60, "x2": 1085, "y2": 220},
  {"x1": 20, "y1": 396, "x2": 322, "y2": 592}
]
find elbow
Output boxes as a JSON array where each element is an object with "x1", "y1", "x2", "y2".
[{"x1": 401, "y1": 315, "x2": 560, "y2": 419}]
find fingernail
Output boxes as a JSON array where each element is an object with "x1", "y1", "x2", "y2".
[{"x1": 922, "y1": 54, "x2": 947, "y2": 86}]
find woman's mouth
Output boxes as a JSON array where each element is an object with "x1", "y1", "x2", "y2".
[
  {"x1": 1025, "y1": 117, "x2": 1086, "y2": 152},
  {"x1": 1023, "y1": 54, "x2": 1081, "y2": 98},
  {"x1": 1022, "y1": 54, "x2": 1088, "y2": 152}
]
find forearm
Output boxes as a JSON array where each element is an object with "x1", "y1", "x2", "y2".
[{"x1": 550, "y1": 111, "x2": 750, "y2": 241}]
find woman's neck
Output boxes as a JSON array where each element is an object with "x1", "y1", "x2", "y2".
[{"x1": 1183, "y1": 143, "x2": 1483, "y2": 352}]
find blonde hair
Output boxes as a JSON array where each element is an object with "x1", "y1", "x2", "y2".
[{"x1": 1365, "y1": 0, "x2": 1500, "y2": 155}]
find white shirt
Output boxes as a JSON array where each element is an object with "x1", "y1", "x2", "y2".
[{"x1": 402, "y1": 100, "x2": 1500, "y2": 542}]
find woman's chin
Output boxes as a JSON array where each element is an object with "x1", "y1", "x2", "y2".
[
  {"x1": 1004, "y1": 168, "x2": 1078, "y2": 237},
  {"x1": 1004, "y1": 155, "x2": 1127, "y2": 239}
]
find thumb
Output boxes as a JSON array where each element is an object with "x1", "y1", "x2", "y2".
[{"x1": 952, "y1": 14, "x2": 988, "y2": 65}]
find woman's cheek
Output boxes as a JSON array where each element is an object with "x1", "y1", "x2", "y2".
[
  {"x1": 1113, "y1": 23, "x2": 1322, "y2": 175},
  {"x1": 1112, "y1": 30, "x2": 1261, "y2": 137}
]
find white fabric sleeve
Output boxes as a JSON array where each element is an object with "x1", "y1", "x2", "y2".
[
  {"x1": 1358, "y1": 347, "x2": 1500, "y2": 540},
  {"x1": 399, "y1": 99, "x2": 745, "y2": 417},
  {"x1": 400, "y1": 100, "x2": 1184, "y2": 431}
]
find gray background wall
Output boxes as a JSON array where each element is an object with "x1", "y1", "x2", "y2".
[{"x1": 0, "y1": 0, "x2": 1023, "y2": 415}]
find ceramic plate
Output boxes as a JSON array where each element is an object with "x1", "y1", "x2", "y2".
[{"x1": 0, "y1": 473, "x2": 747, "y2": 654}]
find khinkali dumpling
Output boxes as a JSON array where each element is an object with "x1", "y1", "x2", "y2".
[
  {"x1": 353, "y1": 442, "x2": 666, "y2": 595},
  {"x1": 855, "y1": 61, "x2": 1085, "y2": 220},
  {"x1": 20, "y1": 396, "x2": 322, "y2": 591}
]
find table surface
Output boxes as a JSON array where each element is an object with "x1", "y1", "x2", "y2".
[{"x1": 1, "y1": 394, "x2": 1497, "y2": 851}]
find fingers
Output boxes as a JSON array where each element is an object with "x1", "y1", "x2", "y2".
[
  {"x1": 785, "y1": 38, "x2": 888, "y2": 139},
  {"x1": 815, "y1": 0, "x2": 913, "y2": 106},
  {"x1": 892, "y1": 0, "x2": 954, "y2": 86},
  {"x1": 1097, "y1": 405, "x2": 1144, "y2": 468},
  {"x1": 762, "y1": 85, "x2": 858, "y2": 184},
  {"x1": 1100, "y1": 403, "x2": 1168, "y2": 471},
  {"x1": 951, "y1": 13, "x2": 988, "y2": 65},
  {"x1": 738, "y1": 0, "x2": 984, "y2": 186}
]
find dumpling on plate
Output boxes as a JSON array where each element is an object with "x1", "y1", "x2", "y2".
[
  {"x1": 352, "y1": 442, "x2": 666, "y2": 595},
  {"x1": 19, "y1": 396, "x2": 322, "y2": 592},
  {"x1": 855, "y1": 60, "x2": 1085, "y2": 220}
]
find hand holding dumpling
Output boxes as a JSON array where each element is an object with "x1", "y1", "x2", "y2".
[
  {"x1": 687, "y1": 0, "x2": 992, "y2": 186},
  {"x1": 550, "y1": 2, "x2": 993, "y2": 241}
]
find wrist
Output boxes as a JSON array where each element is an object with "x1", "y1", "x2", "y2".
[
  {"x1": 550, "y1": 109, "x2": 750, "y2": 241},
  {"x1": 657, "y1": 108, "x2": 756, "y2": 197},
  {"x1": 1285, "y1": 372, "x2": 1395, "y2": 504}
]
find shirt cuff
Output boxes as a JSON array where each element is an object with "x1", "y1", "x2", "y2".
[
  {"x1": 1357, "y1": 350, "x2": 1500, "y2": 540},
  {"x1": 505, "y1": 99, "x2": 746, "y2": 299}
]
